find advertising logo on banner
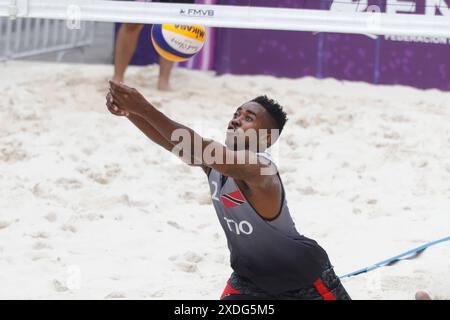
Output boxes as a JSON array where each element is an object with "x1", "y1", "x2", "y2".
[{"x1": 330, "y1": 0, "x2": 450, "y2": 45}]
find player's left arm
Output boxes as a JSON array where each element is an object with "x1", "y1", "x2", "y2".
[{"x1": 109, "y1": 81, "x2": 275, "y2": 182}]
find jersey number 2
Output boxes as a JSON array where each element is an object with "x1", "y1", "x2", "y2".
[{"x1": 211, "y1": 181, "x2": 220, "y2": 202}]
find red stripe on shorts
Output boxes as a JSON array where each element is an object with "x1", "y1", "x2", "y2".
[
  {"x1": 220, "y1": 280, "x2": 242, "y2": 299},
  {"x1": 313, "y1": 279, "x2": 337, "y2": 300}
]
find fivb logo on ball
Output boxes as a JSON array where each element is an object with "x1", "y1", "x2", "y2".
[{"x1": 166, "y1": 25, "x2": 206, "y2": 54}]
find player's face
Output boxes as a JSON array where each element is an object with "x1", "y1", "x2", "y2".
[{"x1": 225, "y1": 102, "x2": 270, "y2": 151}]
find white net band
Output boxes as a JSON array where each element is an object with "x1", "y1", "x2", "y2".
[{"x1": 0, "y1": 0, "x2": 449, "y2": 37}]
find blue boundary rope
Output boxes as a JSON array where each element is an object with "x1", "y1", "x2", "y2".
[{"x1": 339, "y1": 236, "x2": 450, "y2": 279}]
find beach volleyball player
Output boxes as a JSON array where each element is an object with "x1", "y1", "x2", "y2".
[
  {"x1": 106, "y1": 81, "x2": 352, "y2": 300},
  {"x1": 113, "y1": 0, "x2": 195, "y2": 91}
]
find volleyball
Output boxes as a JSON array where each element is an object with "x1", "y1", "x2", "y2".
[{"x1": 151, "y1": 24, "x2": 207, "y2": 62}]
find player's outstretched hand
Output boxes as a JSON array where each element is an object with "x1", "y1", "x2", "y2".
[
  {"x1": 108, "y1": 80, "x2": 150, "y2": 117},
  {"x1": 106, "y1": 91, "x2": 129, "y2": 117}
]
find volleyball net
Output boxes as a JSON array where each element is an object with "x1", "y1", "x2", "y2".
[{"x1": 0, "y1": 0, "x2": 449, "y2": 37}]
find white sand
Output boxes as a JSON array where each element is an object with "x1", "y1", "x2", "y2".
[{"x1": 0, "y1": 60, "x2": 449, "y2": 300}]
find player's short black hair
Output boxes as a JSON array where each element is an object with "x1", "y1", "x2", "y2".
[{"x1": 251, "y1": 95, "x2": 288, "y2": 133}]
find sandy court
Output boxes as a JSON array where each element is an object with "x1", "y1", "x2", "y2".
[{"x1": 0, "y1": 60, "x2": 449, "y2": 299}]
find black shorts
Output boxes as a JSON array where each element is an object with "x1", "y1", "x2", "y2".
[{"x1": 221, "y1": 264, "x2": 352, "y2": 300}]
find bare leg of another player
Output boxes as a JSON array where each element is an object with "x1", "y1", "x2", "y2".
[
  {"x1": 158, "y1": 56, "x2": 173, "y2": 91},
  {"x1": 113, "y1": 23, "x2": 144, "y2": 83}
]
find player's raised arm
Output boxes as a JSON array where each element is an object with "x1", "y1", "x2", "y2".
[
  {"x1": 106, "y1": 91, "x2": 174, "y2": 153},
  {"x1": 108, "y1": 81, "x2": 280, "y2": 183}
]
